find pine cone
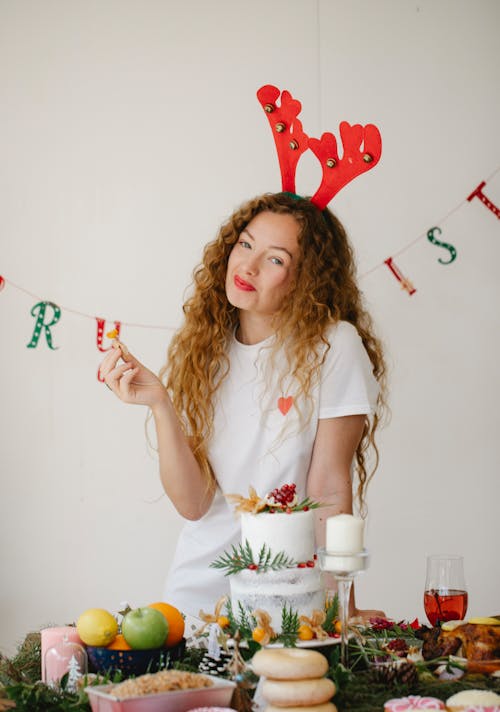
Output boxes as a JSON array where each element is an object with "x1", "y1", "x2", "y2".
[
  {"x1": 396, "y1": 662, "x2": 419, "y2": 686},
  {"x1": 370, "y1": 661, "x2": 419, "y2": 687},
  {"x1": 198, "y1": 650, "x2": 233, "y2": 677},
  {"x1": 370, "y1": 662, "x2": 400, "y2": 684}
]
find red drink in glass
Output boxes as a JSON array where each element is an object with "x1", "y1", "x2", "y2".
[{"x1": 424, "y1": 588, "x2": 468, "y2": 626}]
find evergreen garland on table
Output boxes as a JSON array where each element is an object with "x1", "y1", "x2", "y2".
[{"x1": 2, "y1": 627, "x2": 500, "y2": 712}]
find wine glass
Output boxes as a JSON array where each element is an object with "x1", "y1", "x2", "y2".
[{"x1": 424, "y1": 554, "x2": 468, "y2": 626}]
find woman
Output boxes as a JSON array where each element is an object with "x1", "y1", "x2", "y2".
[{"x1": 100, "y1": 192, "x2": 386, "y2": 618}]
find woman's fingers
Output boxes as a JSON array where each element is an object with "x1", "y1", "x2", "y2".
[{"x1": 105, "y1": 361, "x2": 136, "y2": 394}]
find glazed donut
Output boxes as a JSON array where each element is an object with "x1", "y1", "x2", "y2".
[
  {"x1": 265, "y1": 704, "x2": 337, "y2": 712},
  {"x1": 251, "y1": 647, "x2": 328, "y2": 680},
  {"x1": 262, "y1": 677, "x2": 336, "y2": 707}
]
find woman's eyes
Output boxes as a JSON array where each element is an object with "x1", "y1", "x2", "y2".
[{"x1": 238, "y1": 240, "x2": 284, "y2": 266}]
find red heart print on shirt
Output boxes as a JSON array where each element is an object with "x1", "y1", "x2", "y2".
[{"x1": 278, "y1": 396, "x2": 293, "y2": 415}]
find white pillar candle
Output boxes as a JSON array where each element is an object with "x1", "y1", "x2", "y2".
[{"x1": 326, "y1": 514, "x2": 364, "y2": 554}]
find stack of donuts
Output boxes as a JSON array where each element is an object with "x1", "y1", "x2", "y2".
[{"x1": 251, "y1": 647, "x2": 337, "y2": 712}]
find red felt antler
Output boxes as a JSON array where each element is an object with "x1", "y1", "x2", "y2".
[
  {"x1": 308, "y1": 123, "x2": 382, "y2": 210},
  {"x1": 256, "y1": 85, "x2": 309, "y2": 193},
  {"x1": 257, "y1": 85, "x2": 382, "y2": 209}
]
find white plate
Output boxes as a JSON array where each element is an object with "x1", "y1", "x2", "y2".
[{"x1": 266, "y1": 636, "x2": 341, "y2": 649}]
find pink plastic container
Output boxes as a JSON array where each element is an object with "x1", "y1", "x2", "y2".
[{"x1": 85, "y1": 677, "x2": 236, "y2": 712}]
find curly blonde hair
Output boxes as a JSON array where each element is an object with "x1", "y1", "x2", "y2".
[{"x1": 159, "y1": 192, "x2": 387, "y2": 514}]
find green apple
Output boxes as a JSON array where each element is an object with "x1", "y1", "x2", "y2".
[{"x1": 122, "y1": 607, "x2": 168, "y2": 649}]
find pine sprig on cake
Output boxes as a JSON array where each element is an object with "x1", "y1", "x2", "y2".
[{"x1": 210, "y1": 540, "x2": 295, "y2": 575}]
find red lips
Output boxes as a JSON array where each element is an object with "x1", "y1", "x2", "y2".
[{"x1": 234, "y1": 275, "x2": 256, "y2": 291}]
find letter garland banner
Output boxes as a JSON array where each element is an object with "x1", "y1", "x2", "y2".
[{"x1": 0, "y1": 167, "x2": 499, "y2": 368}]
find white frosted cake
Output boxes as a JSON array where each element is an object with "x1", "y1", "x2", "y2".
[{"x1": 229, "y1": 507, "x2": 325, "y2": 632}]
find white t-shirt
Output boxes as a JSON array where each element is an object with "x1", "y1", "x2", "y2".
[{"x1": 163, "y1": 320, "x2": 378, "y2": 615}]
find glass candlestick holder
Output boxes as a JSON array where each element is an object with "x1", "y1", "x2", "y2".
[{"x1": 317, "y1": 548, "x2": 370, "y2": 667}]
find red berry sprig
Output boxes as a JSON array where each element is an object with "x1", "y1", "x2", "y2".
[{"x1": 267, "y1": 483, "x2": 297, "y2": 509}]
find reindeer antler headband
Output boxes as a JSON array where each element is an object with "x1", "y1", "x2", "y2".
[{"x1": 257, "y1": 85, "x2": 382, "y2": 210}]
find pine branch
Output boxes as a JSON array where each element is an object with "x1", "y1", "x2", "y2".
[
  {"x1": 268, "y1": 550, "x2": 296, "y2": 571},
  {"x1": 294, "y1": 497, "x2": 322, "y2": 511},
  {"x1": 277, "y1": 605, "x2": 300, "y2": 647},
  {"x1": 323, "y1": 593, "x2": 340, "y2": 632},
  {"x1": 209, "y1": 542, "x2": 255, "y2": 575},
  {"x1": 210, "y1": 541, "x2": 295, "y2": 575}
]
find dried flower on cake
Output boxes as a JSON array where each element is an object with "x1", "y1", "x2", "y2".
[{"x1": 225, "y1": 487, "x2": 267, "y2": 514}]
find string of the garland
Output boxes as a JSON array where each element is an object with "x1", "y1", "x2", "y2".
[{"x1": 1, "y1": 168, "x2": 499, "y2": 342}]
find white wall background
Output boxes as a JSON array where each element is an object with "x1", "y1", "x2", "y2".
[{"x1": 1, "y1": 0, "x2": 499, "y2": 656}]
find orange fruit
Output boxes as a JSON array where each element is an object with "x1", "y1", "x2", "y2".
[
  {"x1": 106, "y1": 633, "x2": 132, "y2": 650},
  {"x1": 148, "y1": 602, "x2": 185, "y2": 647},
  {"x1": 298, "y1": 624, "x2": 314, "y2": 641},
  {"x1": 252, "y1": 627, "x2": 266, "y2": 643},
  {"x1": 334, "y1": 620, "x2": 342, "y2": 634},
  {"x1": 217, "y1": 615, "x2": 230, "y2": 629}
]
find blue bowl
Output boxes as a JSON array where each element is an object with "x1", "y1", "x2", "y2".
[{"x1": 87, "y1": 638, "x2": 186, "y2": 677}]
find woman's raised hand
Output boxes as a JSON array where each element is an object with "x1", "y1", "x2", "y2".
[{"x1": 99, "y1": 342, "x2": 168, "y2": 409}]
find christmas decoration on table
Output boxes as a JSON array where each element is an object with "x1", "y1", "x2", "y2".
[
  {"x1": 2, "y1": 617, "x2": 500, "y2": 712},
  {"x1": 220, "y1": 596, "x2": 339, "y2": 649},
  {"x1": 223, "y1": 631, "x2": 255, "y2": 712}
]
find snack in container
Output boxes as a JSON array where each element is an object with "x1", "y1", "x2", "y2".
[
  {"x1": 384, "y1": 695, "x2": 445, "y2": 711},
  {"x1": 446, "y1": 689, "x2": 500, "y2": 711},
  {"x1": 85, "y1": 670, "x2": 235, "y2": 712}
]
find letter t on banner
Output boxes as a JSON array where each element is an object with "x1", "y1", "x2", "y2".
[{"x1": 467, "y1": 181, "x2": 500, "y2": 219}]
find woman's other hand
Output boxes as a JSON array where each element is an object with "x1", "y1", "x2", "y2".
[{"x1": 99, "y1": 342, "x2": 168, "y2": 409}]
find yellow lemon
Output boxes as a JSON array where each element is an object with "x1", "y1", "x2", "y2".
[
  {"x1": 468, "y1": 617, "x2": 500, "y2": 625},
  {"x1": 77, "y1": 608, "x2": 118, "y2": 646}
]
